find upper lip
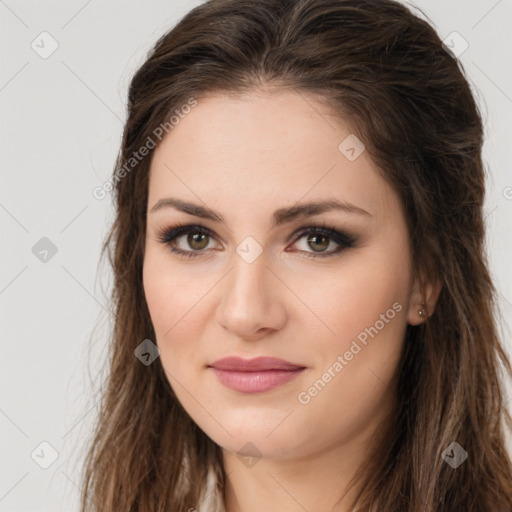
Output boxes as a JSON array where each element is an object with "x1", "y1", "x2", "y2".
[{"x1": 209, "y1": 356, "x2": 305, "y2": 371}]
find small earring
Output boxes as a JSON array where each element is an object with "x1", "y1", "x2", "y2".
[{"x1": 418, "y1": 302, "x2": 427, "y2": 318}]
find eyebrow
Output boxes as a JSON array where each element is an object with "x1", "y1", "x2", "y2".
[{"x1": 149, "y1": 197, "x2": 371, "y2": 228}]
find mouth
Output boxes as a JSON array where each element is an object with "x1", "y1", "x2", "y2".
[{"x1": 208, "y1": 356, "x2": 306, "y2": 393}]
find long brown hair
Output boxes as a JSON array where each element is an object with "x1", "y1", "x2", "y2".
[{"x1": 80, "y1": 0, "x2": 512, "y2": 510}]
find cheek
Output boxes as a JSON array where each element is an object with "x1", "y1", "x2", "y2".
[
  {"x1": 143, "y1": 247, "x2": 204, "y2": 336},
  {"x1": 143, "y1": 257, "x2": 174, "y2": 337},
  {"x1": 289, "y1": 247, "x2": 409, "y2": 409},
  {"x1": 292, "y1": 297, "x2": 407, "y2": 455},
  {"x1": 288, "y1": 245, "x2": 410, "y2": 347},
  {"x1": 142, "y1": 249, "x2": 213, "y2": 382}
]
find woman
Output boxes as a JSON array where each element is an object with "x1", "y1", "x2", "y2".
[{"x1": 81, "y1": 0, "x2": 512, "y2": 510}]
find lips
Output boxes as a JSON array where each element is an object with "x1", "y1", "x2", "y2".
[
  {"x1": 209, "y1": 356, "x2": 305, "y2": 371},
  {"x1": 208, "y1": 356, "x2": 306, "y2": 393}
]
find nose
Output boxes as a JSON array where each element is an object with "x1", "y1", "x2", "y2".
[{"x1": 215, "y1": 247, "x2": 287, "y2": 341}]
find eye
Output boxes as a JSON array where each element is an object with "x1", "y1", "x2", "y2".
[
  {"x1": 287, "y1": 222, "x2": 357, "y2": 259},
  {"x1": 156, "y1": 221, "x2": 357, "y2": 259},
  {"x1": 156, "y1": 223, "x2": 219, "y2": 259}
]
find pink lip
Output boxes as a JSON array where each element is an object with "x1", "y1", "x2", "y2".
[{"x1": 208, "y1": 357, "x2": 306, "y2": 393}]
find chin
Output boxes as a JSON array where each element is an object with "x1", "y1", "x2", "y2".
[{"x1": 206, "y1": 421, "x2": 302, "y2": 459}]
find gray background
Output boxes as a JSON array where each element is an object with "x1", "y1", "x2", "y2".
[{"x1": 1, "y1": 1, "x2": 511, "y2": 510}]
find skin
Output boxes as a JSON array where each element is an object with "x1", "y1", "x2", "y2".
[{"x1": 143, "y1": 88, "x2": 441, "y2": 512}]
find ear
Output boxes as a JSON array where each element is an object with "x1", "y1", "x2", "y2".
[{"x1": 406, "y1": 274, "x2": 443, "y2": 326}]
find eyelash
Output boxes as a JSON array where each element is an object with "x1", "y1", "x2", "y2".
[{"x1": 155, "y1": 221, "x2": 357, "y2": 260}]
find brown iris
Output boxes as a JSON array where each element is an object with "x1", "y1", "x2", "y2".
[
  {"x1": 187, "y1": 233, "x2": 209, "y2": 250},
  {"x1": 307, "y1": 234, "x2": 329, "y2": 252}
]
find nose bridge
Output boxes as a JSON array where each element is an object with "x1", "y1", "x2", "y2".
[
  {"x1": 228, "y1": 240, "x2": 270, "y2": 304},
  {"x1": 215, "y1": 239, "x2": 286, "y2": 337}
]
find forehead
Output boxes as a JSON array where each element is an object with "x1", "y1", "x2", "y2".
[{"x1": 148, "y1": 90, "x2": 400, "y2": 224}]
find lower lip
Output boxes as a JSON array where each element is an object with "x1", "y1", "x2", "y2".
[{"x1": 210, "y1": 367, "x2": 305, "y2": 393}]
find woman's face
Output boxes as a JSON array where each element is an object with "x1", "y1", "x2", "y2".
[{"x1": 143, "y1": 89, "x2": 428, "y2": 462}]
